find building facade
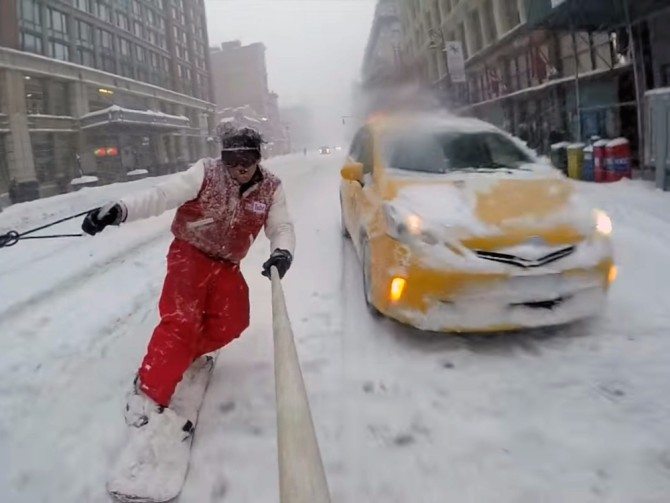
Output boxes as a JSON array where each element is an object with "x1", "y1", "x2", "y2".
[
  {"x1": 0, "y1": 0, "x2": 216, "y2": 204},
  {"x1": 361, "y1": 0, "x2": 403, "y2": 86},
  {"x1": 396, "y1": 0, "x2": 666, "y2": 160},
  {"x1": 210, "y1": 41, "x2": 269, "y2": 117},
  {"x1": 359, "y1": 0, "x2": 407, "y2": 119},
  {"x1": 210, "y1": 40, "x2": 288, "y2": 156}
]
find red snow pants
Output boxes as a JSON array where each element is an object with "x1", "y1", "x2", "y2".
[{"x1": 138, "y1": 239, "x2": 250, "y2": 406}]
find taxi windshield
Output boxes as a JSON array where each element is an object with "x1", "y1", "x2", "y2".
[{"x1": 383, "y1": 130, "x2": 534, "y2": 174}]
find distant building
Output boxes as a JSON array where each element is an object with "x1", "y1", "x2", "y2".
[
  {"x1": 0, "y1": 0, "x2": 216, "y2": 203},
  {"x1": 210, "y1": 40, "x2": 288, "y2": 155},
  {"x1": 361, "y1": 0, "x2": 403, "y2": 88},
  {"x1": 359, "y1": 0, "x2": 427, "y2": 118},
  {"x1": 210, "y1": 41, "x2": 270, "y2": 118}
]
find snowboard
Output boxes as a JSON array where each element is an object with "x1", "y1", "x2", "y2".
[{"x1": 107, "y1": 353, "x2": 218, "y2": 503}]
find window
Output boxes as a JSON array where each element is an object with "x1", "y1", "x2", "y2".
[
  {"x1": 501, "y1": 0, "x2": 520, "y2": 32},
  {"x1": 120, "y1": 62, "x2": 135, "y2": 78},
  {"x1": 21, "y1": 32, "x2": 43, "y2": 54},
  {"x1": 32, "y1": 134, "x2": 56, "y2": 183},
  {"x1": 77, "y1": 47, "x2": 94, "y2": 66},
  {"x1": 150, "y1": 51, "x2": 159, "y2": 67},
  {"x1": 136, "y1": 45, "x2": 146, "y2": 62},
  {"x1": 74, "y1": 0, "x2": 96, "y2": 14},
  {"x1": 98, "y1": 29, "x2": 113, "y2": 50},
  {"x1": 469, "y1": 10, "x2": 483, "y2": 54},
  {"x1": 383, "y1": 131, "x2": 532, "y2": 174},
  {"x1": 101, "y1": 54, "x2": 116, "y2": 73},
  {"x1": 481, "y1": 1, "x2": 497, "y2": 46},
  {"x1": 50, "y1": 42, "x2": 70, "y2": 61},
  {"x1": 120, "y1": 38, "x2": 131, "y2": 56},
  {"x1": 98, "y1": 2, "x2": 112, "y2": 22},
  {"x1": 560, "y1": 33, "x2": 592, "y2": 77},
  {"x1": 117, "y1": 13, "x2": 130, "y2": 31},
  {"x1": 20, "y1": 0, "x2": 41, "y2": 27},
  {"x1": 133, "y1": 21, "x2": 143, "y2": 38},
  {"x1": 25, "y1": 77, "x2": 48, "y2": 114},
  {"x1": 76, "y1": 20, "x2": 93, "y2": 43},
  {"x1": 48, "y1": 8, "x2": 68, "y2": 35},
  {"x1": 49, "y1": 81, "x2": 70, "y2": 116},
  {"x1": 592, "y1": 32, "x2": 614, "y2": 71}
]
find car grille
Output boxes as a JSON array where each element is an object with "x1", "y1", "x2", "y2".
[
  {"x1": 474, "y1": 246, "x2": 576, "y2": 268},
  {"x1": 509, "y1": 296, "x2": 569, "y2": 310}
]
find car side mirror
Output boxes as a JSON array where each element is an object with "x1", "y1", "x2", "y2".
[{"x1": 341, "y1": 162, "x2": 364, "y2": 183}]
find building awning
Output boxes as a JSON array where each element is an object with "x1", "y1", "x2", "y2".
[
  {"x1": 525, "y1": 0, "x2": 667, "y2": 30},
  {"x1": 80, "y1": 105, "x2": 190, "y2": 131}
]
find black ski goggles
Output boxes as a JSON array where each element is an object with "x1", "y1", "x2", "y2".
[{"x1": 221, "y1": 149, "x2": 260, "y2": 169}]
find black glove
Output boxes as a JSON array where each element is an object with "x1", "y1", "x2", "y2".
[
  {"x1": 262, "y1": 249, "x2": 293, "y2": 279},
  {"x1": 82, "y1": 202, "x2": 125, "y2": 236}
]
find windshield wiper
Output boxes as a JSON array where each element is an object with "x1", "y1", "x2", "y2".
[
  {"x1": 481, "y1": 161, "x2": 531, "y2": 171},
  {"x1": 453, "y1": 164, "x2": 531, "y2": 173}
]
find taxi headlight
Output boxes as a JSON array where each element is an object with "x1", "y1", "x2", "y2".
[
  {"x1": 594, "y1": 209, "x2": 612, "y2": 236},
  {"x1": 384, "y1": 204, "x2": 423, "y2": 238}
]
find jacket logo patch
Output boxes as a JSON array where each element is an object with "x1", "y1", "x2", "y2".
[{"x1": 248, "y1": 201, "x2": 266, "y2": 214}]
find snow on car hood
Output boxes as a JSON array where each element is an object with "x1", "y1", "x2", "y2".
[{"x1": 388, "y1": 166, "x2": 595, "y2": 241}]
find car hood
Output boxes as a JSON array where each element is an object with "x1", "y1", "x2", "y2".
[{"x1": 386, "y1": 167, "x2": 595, "y2": 249}]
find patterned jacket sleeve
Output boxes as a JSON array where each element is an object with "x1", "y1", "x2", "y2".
[
  {"x1": 119, "y1": 159, "x2": 206, "y2": 223},
  {"x1": 264, "y1": 183, "x2": 296, "y2": 256}
]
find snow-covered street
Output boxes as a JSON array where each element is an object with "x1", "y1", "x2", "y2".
[{"x1": 2, "y1": 153, "x2": 670, "y2": 503}]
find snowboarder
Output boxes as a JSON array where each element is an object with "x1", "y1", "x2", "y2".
[{"x1": 81, "y1": 127, "x2": 295, "y2": 436}]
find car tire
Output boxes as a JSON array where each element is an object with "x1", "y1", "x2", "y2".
[
  {"x1": 340, "y1": 196, "x2": 350, "y2": 239},
  {"x1": 362, "y1": 239, "x2": 381, "y2": 317}
]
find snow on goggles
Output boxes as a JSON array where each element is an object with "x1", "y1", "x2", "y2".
[{"x1": 221, "y1": 148, "x2": 259, "y2": 169}]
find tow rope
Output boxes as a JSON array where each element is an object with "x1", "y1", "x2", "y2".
[{"x1": 0, "y1": 209, "x2": 92, "y2": 249}]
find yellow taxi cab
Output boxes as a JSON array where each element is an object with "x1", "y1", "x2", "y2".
[{"x1": 339, "y1": 113, "x2": 615, "y2": 333}]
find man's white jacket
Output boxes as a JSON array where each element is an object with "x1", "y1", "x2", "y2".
[{"x1": 119, "y1": 159, "x2": 295, "y2": 255}]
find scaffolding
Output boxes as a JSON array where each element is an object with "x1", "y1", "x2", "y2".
[{"x1": 524, "y1": 0, "x2": 670, "y2": 165}]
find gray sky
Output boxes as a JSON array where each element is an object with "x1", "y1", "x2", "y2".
[{"x1": 204, "y1": 0, "x2": 376, "y2": 144}]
